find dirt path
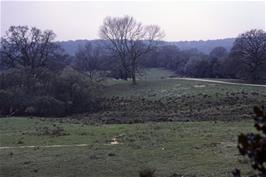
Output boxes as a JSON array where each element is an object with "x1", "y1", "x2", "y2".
[
  {"x1": 0, "y1": 137, "x2": 121, "y2": 150},
  {"x1": 0, "y1": 144, "x2": 91, "y2": 149},
  {"x1": 174, "y1": 78, "x2": 266, "y2": 88}
]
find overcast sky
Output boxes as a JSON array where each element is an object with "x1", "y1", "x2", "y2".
[{"x1": 1, "y1": 1, "x2": 265, "y2": 41}]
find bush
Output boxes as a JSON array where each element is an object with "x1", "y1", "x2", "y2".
[
  {"x1": 0, "y1": 89, "x2": 31, "y2": 116},
  {"x1": 139, "y1": 168, "x2": 156, "y2": 177},
  {"x1": 0, "y1": 90, "x2": 13, "y2": 115},
  {"x1": 0, "y1": 67, "x2": 102, "y2": 117},
  {"x1": 233, "y1": 105, "x2": 266, "y2": 177},
  {"x1": 28, "y1": 96, "x2": 65, "y2": 117},
  {"x1": 52, "y1": 67, "x2": 102, "y2": 114},
  {"x1": 184, "y1": 56, "x2": 210, "y2": 78}
]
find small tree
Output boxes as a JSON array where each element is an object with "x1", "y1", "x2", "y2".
[{"x1": 233, "y1": 105, "x2": 266, "y2": 177}]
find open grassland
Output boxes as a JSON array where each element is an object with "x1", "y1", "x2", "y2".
[
  {"x1": 1, "y1": 68, "x2": 264, "y2": 177},
  {"x1": 0, "y1": 117, "x2": 255, "y2": 177}
]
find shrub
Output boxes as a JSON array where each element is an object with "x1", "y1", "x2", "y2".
[
  {"x1": 28, "y1": 96, "x2": 65, "y2": 117},
  {"x1": 233, "y1": 105, "x2": 266, "y2": 177},
  {"x1": 0, "y1": 89, "x2": 31, "y2": 116},
  {"x1": 52, "y1": 67, "x2": 102, "y2": 114},
  {"x1": 0, "y1": 67, "x2": 103, "y2": 116},
  {"x1": 139, "y1": 168, "x2": 156, "y2": 177},
  {"x1": 0, "y1": 90, "x2": 13, "y2": 115}
]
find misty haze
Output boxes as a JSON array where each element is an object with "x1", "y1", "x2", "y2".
[{"x1": 0, "y1": 1, "x2": 266, "y2": 177}]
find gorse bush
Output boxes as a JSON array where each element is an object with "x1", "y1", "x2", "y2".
[
  {"x1": 0, "y1": 90, "x2": 13, "y2": 115},
  {"x1": 27, "y1": 96, "x2": 65, "y2": 116},
  {"x1": 52, "y1": 67, "x2": 102, "y2": 114},
  {"x1": 139, "y1": 168, "x2": 156, "y2": 177},
  {"x1": 233, "y1": 105, "x2": 266, "y2": 177}
]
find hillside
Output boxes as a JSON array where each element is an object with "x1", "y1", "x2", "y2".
[
  {"x1": 58, "y1": 38, "x2": 235, "y2": 56},
  {"x1": 170, "y1": 38, "x2": 235, "y2": 54}
]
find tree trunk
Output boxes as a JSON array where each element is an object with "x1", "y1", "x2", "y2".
[
  {"x1": 131, "y1": 57, "x2": 137, "y2": 85},
  {"x1": 132, "y1": 72, "x2": 136, "y2": 85}
]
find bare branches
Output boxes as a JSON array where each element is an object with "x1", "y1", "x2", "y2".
[
  {"x1": 74, "y1": 43, "x2": 102, "y2": 81},
  {"x1": 0, "y1": 26, "x2": 59, "y2": 71},
  {"x1": 99, "y1": 15, "x2": 164, "y2": 84},
  {"x1": 230, "y1": 29, "x2": 266, "y2": 83}
]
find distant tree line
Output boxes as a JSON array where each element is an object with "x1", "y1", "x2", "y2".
[
  {"x1": 141, "y1": 29, "x2": 266, "y2": 83},
  {"x1": 75, "y1": 26, "x2": 266, "y2": 84},
  {"x1": 0, "y1": 17, "x2": 265, "y2": 116}
]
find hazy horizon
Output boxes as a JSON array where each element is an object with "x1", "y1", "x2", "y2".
[{"x1": 1, "y1": 1, "x2": 265, "y2": 41}]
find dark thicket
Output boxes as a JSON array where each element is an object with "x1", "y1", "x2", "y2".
[
  {"x1": 233, "y1": 105, "x2": 266, "y2": 177},
  {"x1": 139, "y1": 168, "x2": 156, "y2": 177},
  {"x1": 0, "y1": 26, "x2": 102, "y2": 117},
  {"x1": 0, "y1": 67, "x2": 102, "y2": 116},
  {"x1": 142, "y1": 47, "x2": 227, "y2": 78},
  {"x1": 230, "y1": 29, "x2": 266, "y2": 83}
]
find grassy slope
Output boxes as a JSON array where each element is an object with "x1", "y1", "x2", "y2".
[
  {"x1": 1, "y1": 68, "x2": 263, "y2": 177},
  {"x1": 0, "y1": 117, "x2": 254, "y2": 177},
  {"x1": 104, "y1": 68, "x2": 266, "y2": 98},
  {"x1": 94, "y1": 68, "x2": 266, "y2": 123},
  {"x1": 104, "y1": 78, "x2": 266, "y2": 98}
]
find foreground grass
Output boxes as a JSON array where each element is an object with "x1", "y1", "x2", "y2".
[{"x1": 0, "y1": 117, "x2": 255, "y2": 177}]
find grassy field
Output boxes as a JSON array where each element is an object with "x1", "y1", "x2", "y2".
[
  {"x1": 0, "y1": 68, "x2": 264, "y2": 177},
  {"x1": 0, "y1": 117, "x2": 255, "y2": 177}
]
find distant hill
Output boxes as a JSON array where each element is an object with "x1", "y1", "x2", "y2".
[
  {"x1": 58, "y1": 38, "x2": 235, "y2": 56},
  {"x1": 57, "y1": 39, "x2": 104, "y2": 56},
  {"x1": 170, "y1": 38, "x2": 235, "y2": 54}
]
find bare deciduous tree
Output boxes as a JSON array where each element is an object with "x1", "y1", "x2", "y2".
[
  {"x1": 99, "y1": 15, "x2": 164, "y2": 84},
  {"x1": 0, "y1": 26, "x2": 60, "y2": 71},
  {"x1": 230, "y1": 29, "x2": 266, "y2": 83}
]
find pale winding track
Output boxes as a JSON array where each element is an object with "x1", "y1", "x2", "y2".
[
  {"x1": 174, "y1": 77, "x2": 266, "y2": 87},
  {"x1": 0, "y1": 144, "x2": 91, "y2": 149}
]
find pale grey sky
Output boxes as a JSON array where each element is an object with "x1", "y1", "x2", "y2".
[{"x1": 1, "y1": 1, "x2": 265, "y2": 41}]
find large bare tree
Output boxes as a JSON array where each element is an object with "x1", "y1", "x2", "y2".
[
  {"x1": 99, "y1": 15, "x2": 164, "y2": 84},
  {"x1": 0, "y1": 26, "x2": 60, "y2": 71},
  {"x1": 230, "y1": 29, "x2": 266, "y2": 83}
]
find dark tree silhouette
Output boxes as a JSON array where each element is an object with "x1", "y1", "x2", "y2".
[
  {"x1": 209, "y1": 46, "x2": 227, "y2": 59},
  {"x1": 209, "y1": 47, "x2": 228, "y2": 78},
  {"x1": 230, "y1": 29, "x2": 266, "y2": 83},
  {"x1": 0, "y1": 26, "x2": 61, "y2": 71},
  {"x1": 233, "y1": 105, "x2": 266, "y2": 177}
]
